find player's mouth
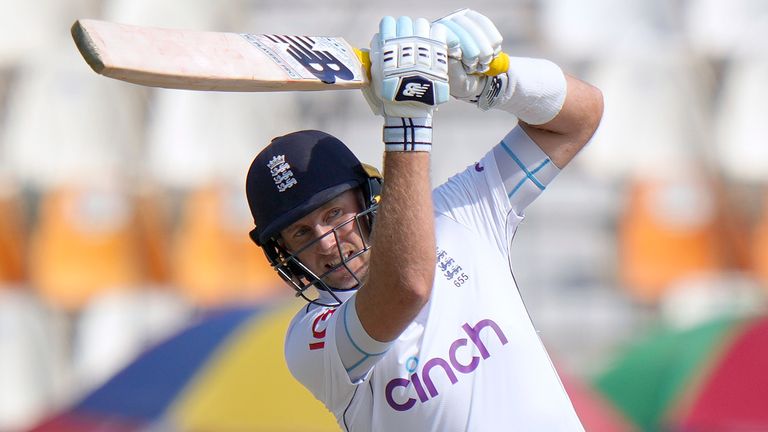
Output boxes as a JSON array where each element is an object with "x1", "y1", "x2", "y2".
[
  {"x1": 318, "y1": 245, "x2": 372, "y2": 281},
  {"x1": 325, "y1": 249, "x2": 357, "y2": 274},
  {"x1": 318, "y1": 249, "x2": 370, "y2": 289}
]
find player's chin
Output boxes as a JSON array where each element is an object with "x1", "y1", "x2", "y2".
[
  {"x1": 323, "y1": 263, "x2": 368, "y2": 290},
  {"x1": 324, "y1": 270, "x2": 357, "y2": 289}
]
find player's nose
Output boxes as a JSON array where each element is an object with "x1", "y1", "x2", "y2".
[{"x1": 313, "y1": 227, "x2": 338, "y2": 254}]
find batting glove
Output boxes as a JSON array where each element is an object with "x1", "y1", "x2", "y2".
[
  {"x1": 363, "y1": 16, "x2": 450, "y2": 151},
  {"x1": 436, "y1": 9, "x2": 501, "y2": 103},
  {"x1": 437, "y1": 9, "x2": 566, "y2": 125}
]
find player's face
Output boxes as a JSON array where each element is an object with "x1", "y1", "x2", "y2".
[{"x1": 280, "y1": 189, "x2": 371, "y2": 289}]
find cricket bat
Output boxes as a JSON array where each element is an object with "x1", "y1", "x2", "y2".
[{"x1": 71, "y1": 19, "x2": 510, "y2": 92}]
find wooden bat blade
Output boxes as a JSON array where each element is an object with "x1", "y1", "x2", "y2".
[{"x1": 71, "y1": 19, "x2": 369, "y2": 92}]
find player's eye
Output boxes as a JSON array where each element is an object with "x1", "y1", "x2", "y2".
[
  {"x1": 327, "y1": 207, "x2": 343, "y2": 222},
  {"x1": 292, "y1": 226, "x2": 310, "y2": 239}
]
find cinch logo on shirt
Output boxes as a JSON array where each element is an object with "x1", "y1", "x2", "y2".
[{"x1": 384, "y1": 319, "x2": 508, "y2": 412}]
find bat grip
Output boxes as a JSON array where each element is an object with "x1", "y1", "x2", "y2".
[
  {"x1": 484, "y1": 52, "x2": 509, "y2": 76},
  {"x1": 354, "y1": 48, "x2": 373, "y2": 80},
  {"x1": 353, "y1": 49, "x2": 510, "y2": 81}
]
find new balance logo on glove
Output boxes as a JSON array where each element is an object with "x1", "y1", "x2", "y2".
[
  {"x1": 478, "y1": 74, "x2": 506, "y2": 111},
  {"x1": 402, "y1": 82, "x2": 430, "y2": 97},
  {"x1": 395, "y1": 76, "x2": 435, "y2": 105}
]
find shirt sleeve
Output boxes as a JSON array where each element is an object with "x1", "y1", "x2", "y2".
[
  {"x1": 493, "y1": 127, "x2": 560, "y2": 217},
  {"x1": 433, "y1": 126, "x2": 560, "y2": 257},
  {"x1": 284, "y1": 304, "x2": 356, "y2": 417},
  {"x1": 334, "y1": 294, "x2": 393, "y2": 383},
  {"x1": 283, "y1": 295, "x2": 393, "y2": 418}
]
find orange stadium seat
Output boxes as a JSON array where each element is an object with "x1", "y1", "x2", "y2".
[
  {"x1": 171, "y1": 184, "x2": 282, "y2": 307},
  {"x1": 134, "y1": 188, "x2": 172, "y2": 285},
  {"x1": 0, "y1": 186, "x2": 27, "y2": 284},
  {"x1": 619, "y1": 177, "x2": 728, "y2": 303},
  {"x1": 29, "y1": 186, "x2": 143, "y2": 311}
]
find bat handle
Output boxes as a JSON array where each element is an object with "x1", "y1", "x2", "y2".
[
  {"x1": 354, "y1": 48, "x2": 373, "y2": 80},
  {"x1": 353, "y1": 49, "x2": 510, "y2": 80},
  {"x1": 484, "y1": 52, "x2": 509, "y2": 76}
]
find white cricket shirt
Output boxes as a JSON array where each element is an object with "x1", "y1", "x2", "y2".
[{"x1": 284, "y1": 128, "x2": 585, "y2": 431}]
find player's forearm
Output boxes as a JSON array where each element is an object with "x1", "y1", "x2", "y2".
[
  {"x1": 372, "y1": 153, "x2": 436, "y2": 292},
  {"x1": 356, "y1": 151, "x2": 435, "y2": 342},
  {"x1": 520, "y1": 74, "x2": 604, "y2": 168},
  {"x1": 353, "y1": 16, "x2": 445, "y2": 342}
]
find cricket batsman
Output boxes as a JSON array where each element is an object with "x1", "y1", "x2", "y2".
[{"x1": 245, "y1": 9, "x2": 603, "y2": 431}]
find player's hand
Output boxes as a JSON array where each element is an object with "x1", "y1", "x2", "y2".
[
  {"x1": 435, "y1": 9, "x2": 503, "y2": 105},
  {"x1": 363, "y1": 16, "x2": 450, "y2": 119}
]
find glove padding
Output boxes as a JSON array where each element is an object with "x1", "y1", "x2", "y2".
[
  {"x1": 363, "y1": 16, "x2": 450, "y2": 119},
  {"x1": 436, "y1": 9, "x2": 503, "y2": 103}
]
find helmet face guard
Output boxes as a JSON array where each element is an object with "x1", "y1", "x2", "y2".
[
  {"x1": 245, "y1": 130, "x2": 382, "y2": 307},
  {"x1": 257, "y1": 204, "x2": 377, "y2": 307}
]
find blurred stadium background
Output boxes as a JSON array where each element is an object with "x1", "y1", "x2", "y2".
[{"x1": 1, "y1": 0, "x2": 768, "y2": 430}]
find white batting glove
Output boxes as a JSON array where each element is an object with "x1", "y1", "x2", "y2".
[
  {"x1": 436, "y1": 9, "x2": 502, "y2": 103},
  {"x1": 363, "y1": 16, "x2": 450, "y2": 151},
  {"x1": 365, "y1": 16, "x2": 450, "y2": 117},
  {"x1": 437, "y1": 9, "x2": 567, "y2": 125}
]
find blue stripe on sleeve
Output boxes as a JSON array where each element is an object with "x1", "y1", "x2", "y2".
[{"x1": 500, "y1": 139, "x2": 551, "y2": 198}]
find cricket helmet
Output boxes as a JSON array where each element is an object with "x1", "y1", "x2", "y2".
[{"x1": 246, "y1": 130, "x2": 381, "y2": 306}]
